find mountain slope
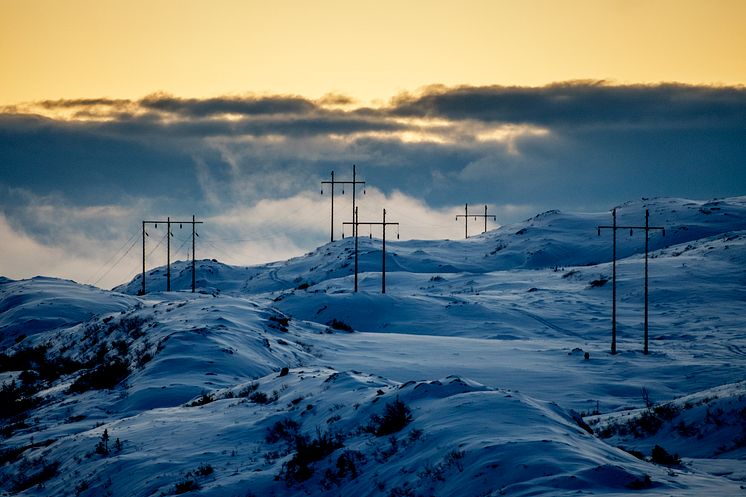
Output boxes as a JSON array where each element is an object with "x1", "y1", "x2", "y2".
[{"x1": 2, "y1": 196, "x2": 746, "y2": 496}]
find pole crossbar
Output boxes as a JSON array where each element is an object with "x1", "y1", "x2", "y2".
[
  {"x1": 597, "y1": 208, "x2": 665, "y2": 355},
  {"x1": 343, "y1": 208, "x2": 400, "y2": 293},
  {"x1": 320, "y1": 164, "x2": 366, "y2": 242},
  {"x1": 456, "y1": 204, "x2": 497, "y2": 238},
  {"x1": 142, "y1": 217, "x2": 203, "y2": 295}
]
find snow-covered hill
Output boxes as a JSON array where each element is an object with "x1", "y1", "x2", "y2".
[{"x1": 2, "y1": 196, "x2": 746, "y2": 496}]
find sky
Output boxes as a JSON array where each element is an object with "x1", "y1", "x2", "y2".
[{"x1": 1, "y1": 0, "x2": 745, "y2": 289}]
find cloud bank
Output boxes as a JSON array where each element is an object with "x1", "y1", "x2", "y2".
[{"x1": 1, "y1": 82, "x2": 744, "y2": 288}]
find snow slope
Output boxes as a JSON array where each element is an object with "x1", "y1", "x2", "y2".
[
  {"x1": 0, "y1": 277, "x2": 137, "y2": 348},
  {"x1": 2, "y1": 196, "x2": 746, "y2": 496}
]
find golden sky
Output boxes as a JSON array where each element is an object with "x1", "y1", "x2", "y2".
[{"x1": 1, "y1": 0, "x2": 745, "y2": 106}]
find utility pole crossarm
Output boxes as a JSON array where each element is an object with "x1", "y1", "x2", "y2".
[
  {"x1": 320, "y1": 165, "x2": 367, "y2": 242},
  {"x1": 142, "y1": 217, "x2": 203, "y2": 295},
  {"x1": 597, "y1": 225, "x2": 664, "y2": 232},
  {"x1": 342, "y1": 208, "x2": 400, "y2": 294},
  {"x1": 343, "y1": 222, "x2": 400, "y2": 227},
  {"x1": 456, "y1": 204, "x2": 497, "y2": 238},
  {"x1": 596, "y1": 208, "x2": 665, "y2": 355}
]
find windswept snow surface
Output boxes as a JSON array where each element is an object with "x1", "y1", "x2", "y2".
[{"x1": 2, "y1": 196, "x2": 746, "y2": 496}]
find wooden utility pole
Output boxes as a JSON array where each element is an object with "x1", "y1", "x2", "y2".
[
  {"x1": 343, "y1": 208, "x2": 400, "y2": 293},
  {"x1": 456, "y1": 203, "x2": 496, "y2": 238},
  {"x1": 142, "y1": 216, "x2": 203, "y2": 294},
  {"x1": 321, "y1": 165, "x2": 366, "y2": 242},
  {"x1": 166, "y1": 217, "x2": 171, "y2": 291},
  {"x1": 597, "y1": 208, "x2": 664, "y2": 354}
]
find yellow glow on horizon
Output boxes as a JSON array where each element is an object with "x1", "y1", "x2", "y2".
[{"x1": 1, "y1": 0, "x2": 745, "y2": 106}]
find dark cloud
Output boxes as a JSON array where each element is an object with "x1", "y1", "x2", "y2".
[
  {"x1": 0, "y1": 114, "x2": 200, "y2": 205},
  {"x1": 388, "y1": 82, "x2": 746, "y2": 129},
  {"x1": 38, "y1": 98, "x2": 131, "y2": 109},
  {"x1": 1, "y1": 82, "x2": 744, "y2": 236},
  {"x1": 138, "y1": 93, "x2": 319, "y2": 118}
]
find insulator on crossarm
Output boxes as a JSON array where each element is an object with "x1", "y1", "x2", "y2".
[
  {"x1": 629, "y1": 229, "x2": 633, "y2": 236},
  {"x1": 597, "y1": 228, "x2": 600, "y2": 236},
  {"x1": 180, "y1": 224, "x2": 183, "y2": 229},
  {"x1": 321, "y1": 189, "x2": 323, "y2": 195}
]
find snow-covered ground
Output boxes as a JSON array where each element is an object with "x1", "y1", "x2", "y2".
[{"x1": 1, "y1": 196, "x2": 745, "y2": 496}]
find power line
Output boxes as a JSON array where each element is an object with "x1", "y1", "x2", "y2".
[
  {"x1": 456, "y1": 203, "x2": 496, "y2": 239},
  {"x1": 142, "y1": 216, "x2": 203, "y2": 294},
  {"x1": 597, "y1": 208, "x2": 665, "y2": 355},
  {"x1": 85, "y1": 230, "x2": 140, "y2": 285},
  {"x1": 91, "y1": 237, "x2": 140, "y2": 287},
  {"x1": 343, "y1": 207, "x2": 400, "y2": 293},
  {"x1": 320, "y1": 164, "x2": 366, "y2": 242}
]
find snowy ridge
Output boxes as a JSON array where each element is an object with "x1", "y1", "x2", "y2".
[
  {"x1": 0, "y1": 277, "x2": 137, "y2": 348},
  {"x1": 114, "y1": 196, "x2": 746, "y2": 296},
  {"x1": 2, "y1": 196, "x2": 746, "y2": 496}
]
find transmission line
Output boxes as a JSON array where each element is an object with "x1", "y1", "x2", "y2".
[
  {"x1": 86, "y1": 230, "x2": 140, "y2": 285},
  {"x1": 91, "y1": 237, "x2": 140, "y2": 287}
]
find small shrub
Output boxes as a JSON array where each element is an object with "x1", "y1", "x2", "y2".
[
  {"x1": 68, "y1": 359, "x2": 130, "y2": 393},
  {"x1": 368, "y1": 398, "x2": 413, "y2": 437},
  {"x1": 618, "y1": 446, "x2": 646, "y2": 460},
  {"x1": 11, "y1": 458, "x2": 60, "y2": 492},
  {"x1": 137, "y1": 351, "x2": 153, "y2": 368},
  {"x1": 625, "y1": 474, "x2": 653, "y2": 490},
  {"x1": 75, "y1": 479, "x2": 90, "y2": 495},
  {"x1": 335, "y1": 450, "x2": 365, "y2": 479},
  {"x1": 675, "y1": 420, "x2": 699, "y2": 437},
  {"x1": 327, "y1": 319, "x2": 353, "y2": 332},
  {"x1": 189, "y1": 392, "x2": 214, "y2": 407},
  {"x1": 237, "y1": 383, "x2": 259, "y2": 397},
  {"x1": 95, "y1": 429, "x2": 110, "y2": 456},
  {"x1": 249, "y1": 390, "x2": 278, "y2": 405},
  {"x1": 589, "y1": 277, "x2": 609, "y2": 288},
  {"x1": 194, "y1": 463, "x2": 214, "y2": 477},
  {"x1": 268, "y1": 315, "x2": 290, "y2": 332},
  {"x1": 283, "y1": 429, "x2": 345, "y2": 484},
  {"x1": 266, "y1": 418, "x2": 300, "y2": 444},
  {"x1": 174, "y1": 478, "x2": 200, "y2": 494},
  {"x1": 445, "y1": 449, "x2": 465, "y2": 471},
  {"x1": 0, "y1": 380, "x2": 40, "y2": 419},
  {"x1": 388, "y1": 485, "x2": 416, "y2": 497},
  {"x1": 630, "y1": 411, "x2": 663, "y2": 437},
  {"x1": 650, "y1": 445, "x2": 680, "y2": 466},
  {"x1": 112, "y1": 339, "x2": 129, "y2": 356}
]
